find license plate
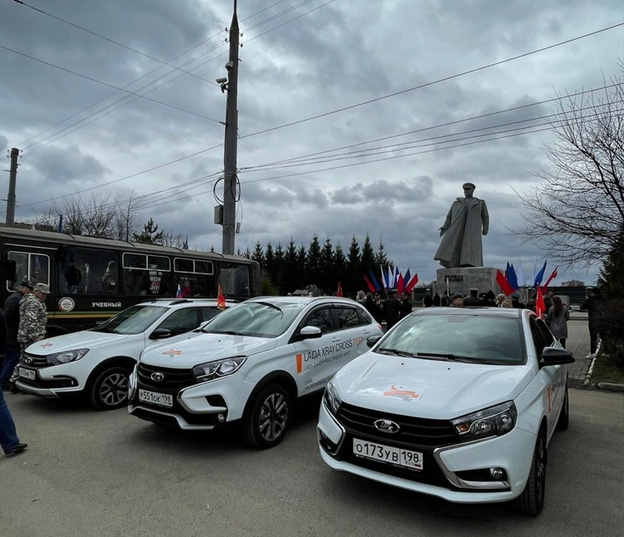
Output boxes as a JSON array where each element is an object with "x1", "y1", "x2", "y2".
[
  {"x1": 353, "y1": 438, "x2": 423, "y2": 470},
  {"x1": 18, "y1": 367, "x2": 36, "y2": 381},
  {"x1": 138, "y1": 388, "x2": 173, "y2": 408}
]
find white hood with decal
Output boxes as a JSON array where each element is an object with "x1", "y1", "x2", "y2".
[
  {"x1": 333, "y1": 352, "x2": 534, "y2": 420},
  {"x1": 26, "y1": 330, "x2": 134, "y2": 355},
  {"x1": 139, "y1": 333, "x2": 279, "y2": 367}
]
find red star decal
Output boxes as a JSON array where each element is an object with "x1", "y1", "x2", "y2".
[{"x1": 161, "y1": 348, "x2": 182, "y2": 356}]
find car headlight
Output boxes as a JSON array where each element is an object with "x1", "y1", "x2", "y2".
[
  {"x1": 47, "y1": 348, "x2": 90, "y2": 365},
  {"x1": 323, "y1": 381, "x2": 342, "y2": 415},
  {"x1": 452, "y1": 401, "x2": 517, "y2": 442},
  {"x1": 192, "y1": 356, "x2": 246, "y2": 383}
]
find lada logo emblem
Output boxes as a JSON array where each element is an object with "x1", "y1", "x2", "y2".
[
  {"x1": 374, "y1": 419, "x2": 400, "y2": 433},
  {"x1": 150, "y1": 372, "x2": 165, "y2": 382},
  {"x1": 23, "y1": 356, "x2": 33, "y2": 365}
]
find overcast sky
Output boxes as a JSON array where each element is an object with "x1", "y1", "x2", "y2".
[{"x1": 1, "y1": 0, "x2": 622, "y2": 288}]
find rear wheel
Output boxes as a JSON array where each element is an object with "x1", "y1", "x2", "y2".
[
  {"x1": 89, "y1": 367, "x2": 130, "y2": 411},
  {"x1": 243, "y1": 385, "x2": 291, "y2": 449},
  {"x1": 556, "y1": 385, "x2": 570, "y2": 431},
  {"x1": 514, "y1": 434, "x2": 546, "y2": 515}
]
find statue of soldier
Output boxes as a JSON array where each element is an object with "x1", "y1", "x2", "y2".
[{"x1": 434, "y1": 183, "x2": 489, "y2": 268}]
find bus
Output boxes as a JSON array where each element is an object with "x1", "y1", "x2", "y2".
[{"x1": 0, "y1": 226, "x2": 261, "y2": 336}]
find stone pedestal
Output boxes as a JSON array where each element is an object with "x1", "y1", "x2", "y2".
[{"x1": 435, "y1": 267, "x2": 500, "y2": 297}]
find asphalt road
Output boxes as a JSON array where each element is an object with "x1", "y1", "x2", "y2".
[{"x1": 1, "y1": 387, "x2": 622, "y2": 537}]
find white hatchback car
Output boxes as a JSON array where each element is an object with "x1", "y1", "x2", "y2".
[
  {"x1": 16, "y1": 298, "x2": 226, "y2": 410},
  {"x1": 128, "y1": 296, "x2": 384, "y2": 448},
  {"x1": 318, "y1": 307, "x2": 574, "y2": 515}
]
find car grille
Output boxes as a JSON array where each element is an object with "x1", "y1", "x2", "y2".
[
  {"x1": 337, "y1": 402, "x2": 458, "y2": 447},
  {"x1": 331, "y1": 403, "x2": 460, "y2": 489},
  {"x1": 137, "y1": 363, "x2": 195, "y2": 391},
  {"x1": 21, "y1": 352, "x2": 49, "y2": 368}
]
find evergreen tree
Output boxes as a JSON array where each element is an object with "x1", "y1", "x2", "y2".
[
  {"x1": 347, "y1": 236, "x2": 362, "y2": 296},
  {"x1": 133, "y1": 218, "x2": 164, "y2": 245},
  {"x1": 251, "y1": 242, "x2": 264, "y2": 267},
  {"x1": 306, "y1": 235, "x2": 323, "y2": 289},
  {"x1": 281, "y1": 239, "x2": 299, "y2": 294},
  {"x1": 598, "y1": 226, "x2": 624, "y2": 298},
  {"x1": 319, "y1": 237, "x2": 335, "y2": 292}
]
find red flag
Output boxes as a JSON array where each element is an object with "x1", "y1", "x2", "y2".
[
  {"x1": 396, "y1": 273, "x2": 405, "y2": 295},
  {"x1": 542, "y1": 267, "x2": 558, "y2": 289},
  {"x1": 362, "y1": 274, "x2": 376, "y2": 293},
  {"x1": 535, "y1": 285, "x2": 546, "y2": 318},
  {"x1": 496, "y1": 270, "x2": 515, "y2": 296},
  {"x1": 404, "y1": 273, "x2": 419, "y2": 293},
  {"x1": 336, "y1": 282, "x2": 343, "y2": 297},
  {"x1": 217, "y1": 284, "x2": 226, "y2": 309}
]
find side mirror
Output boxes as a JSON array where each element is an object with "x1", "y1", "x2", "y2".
[
  {"x1": 539, "y1": 346, "x2": 575, "y2": 368},
  {"x1": 149, "y1": 328, "x2": 172, "y2": 340},
  {"x1": 296, "y1": 325, "x2": 323, "y2": 340},
  {"x1": 367, "y1": 335, "x2": 382, "y2": 348}
]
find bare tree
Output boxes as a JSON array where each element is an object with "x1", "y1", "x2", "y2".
[
  {"x1": 36, "y1": 193, "x2": 122, "y2": 237},
  {"x1": 518, "y1": 72, "x2": 624, "y2": 267}
]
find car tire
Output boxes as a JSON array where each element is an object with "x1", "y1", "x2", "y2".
[
  {"x1": 243, "y1": 384, "x2": 291, "y2": 449},
  {"x1": 556, "y1": 385, "x2": 570, "y2": 431},
  {"x1": 514, "y1": 434, "x2": 546, "y2": 516},
  {"x1": 89, "y1": 366, "x2": 130, "y2": 411}
]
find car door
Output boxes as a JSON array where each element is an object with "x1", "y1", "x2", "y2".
[
  {"x1": 529, "y1": 316, "x2": 565, "y2": 433},
  {"x1": 292, "y1": 305, "x2": 346, "y2": 396}
]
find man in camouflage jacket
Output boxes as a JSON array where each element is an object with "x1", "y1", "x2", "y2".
[{"x1": 17, "y1": 283, "x2": 49, "y2": 356}]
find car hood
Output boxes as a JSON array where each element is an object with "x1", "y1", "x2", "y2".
[
  {"x1": 26, "y1": 330, "x2": 133, "y2": 354},
  {"x1": 333, "y1": 353, "x2": 534, "y2": 420},
  {"x1": 139, "y1": 333, "x2": 278, "y2": 367}
]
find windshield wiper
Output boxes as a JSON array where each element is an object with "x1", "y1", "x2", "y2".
[
  {"x1": 378, "y1": 348, "x2": 417, "y2": 358},
  {"x1": 255, "y1": 301, "x2": 283, "y2": 314},
  {"x1": 414, "y1": 352, "x2": 476, "y2": 362},
  {"x1": 203, "y1": 329, "x2": 242, "y2": 336}
]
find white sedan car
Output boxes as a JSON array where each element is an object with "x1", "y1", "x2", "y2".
[
  {"x1": 129, "y1": 296, "x2": 384, "y2": 448},
  {"x1": 318, "y1": 307, "x2": 574, "y2": 515},
  {"x1": 16, "y1": 299, "x2": 226, "y2": 410}
]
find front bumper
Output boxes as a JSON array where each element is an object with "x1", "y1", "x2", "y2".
[
  {"x1": 128, "y1": 365, "x2": 253, "y2": 430},
  {"x1": 14, "y1": 364, "x2": 81, "y2": 397},
  {"x1": 317, "y1": 402, "x2": 536, "y2": 504}
]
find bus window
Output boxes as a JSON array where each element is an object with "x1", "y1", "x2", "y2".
[
  {"x1": 220, "y1": 263, "x2": 251, "y2": 297},
  {"x1": 58, "y1": 247, "x2": 117, "y2": 295},
  {"x1": 122, "y1": 253, "x2": 171, "y2": 297},
  {"x1": 174, "y1": 258, "x2": 215, "y2": 297},
  {"x1": 8, "y1": 251, "x2": 50, "y2": 291}
]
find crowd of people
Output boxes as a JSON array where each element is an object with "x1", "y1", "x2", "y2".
[{"x1": 357, "y1": 285, "x2": 604, "y2": 358}]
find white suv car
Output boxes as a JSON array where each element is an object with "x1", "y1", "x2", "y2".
[
  {"x1": 129, "y1": 296, "x2": 384, "y2": 448},
  {"x1": 16, "y1": 298, "x2": 226, "y2": 410}
]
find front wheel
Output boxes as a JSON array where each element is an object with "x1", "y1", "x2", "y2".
[
  {"x1": 89, "y1": 366, "x2": 130, "y2": 411},
  {"x1": 514, "y1": 434, "x2": 546, "y2": 515},
  {"x1": 243, "y1": 385, "x2": 291, "y2": 449}
]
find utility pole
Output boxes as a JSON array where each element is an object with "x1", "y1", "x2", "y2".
[
  {"x1": 6, "y1": 147, "x2": 19, "y2": 226},
  {"x1": 221, "y1": 1, "x2": 240, "y2": 255}
]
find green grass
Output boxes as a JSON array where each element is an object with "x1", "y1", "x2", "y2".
[{"x1": 591, "y1": 352, "x2": 624, "y2": 384}]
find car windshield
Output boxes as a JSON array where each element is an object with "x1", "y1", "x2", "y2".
[
  {"x1": 91, "y1": 305, "x2": 168, "y2": 335},
  {"x1": 203, "y1": 301, "x2": 307, "y2": 338},
  {"x1": 377, "y1": 314, "x2": 525, "y2": 365}
]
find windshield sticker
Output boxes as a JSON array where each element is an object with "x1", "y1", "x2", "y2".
[
  {"x1": 383, "y1": 385, "x2": 420, "y2": 401},
  {"x1": 161, "y1": 348, "x2": 183, "y2": 357}
]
